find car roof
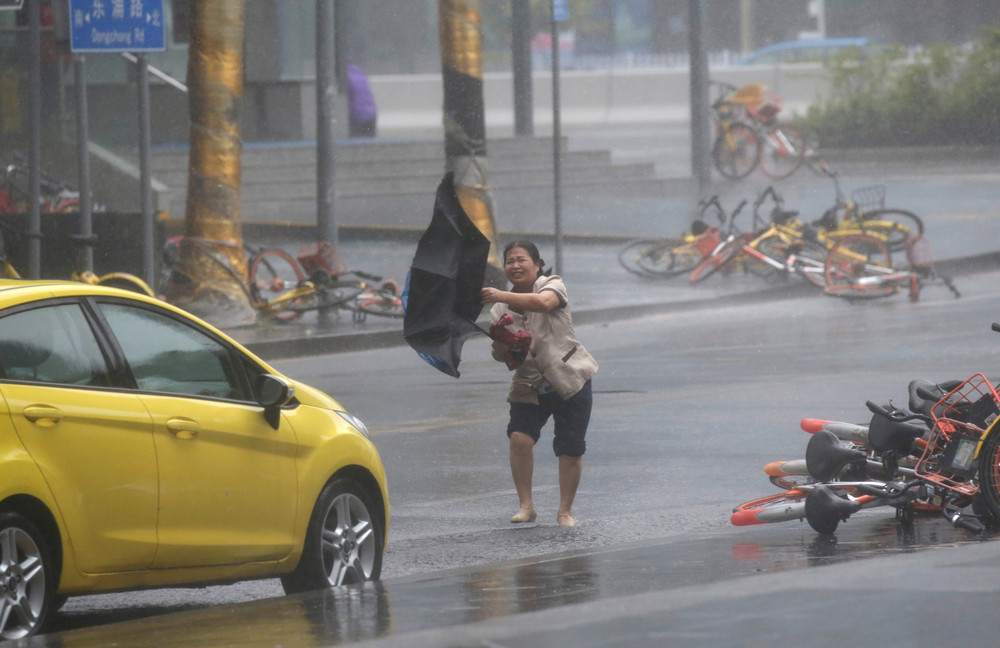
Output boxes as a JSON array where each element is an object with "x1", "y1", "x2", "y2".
[
  {"x1": 0, "y1": 278, "x2": 146, "y2": 304},
  {"x1": 735, "y1": 38, "x2": 872, "y2": 65},
  {"x1": 0, "y1": 279, "x2": 250, "y2": 354}
]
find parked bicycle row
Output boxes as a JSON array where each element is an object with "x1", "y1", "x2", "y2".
[
  {"x1": 731, "y1": 322, "x2": 1000, "y2": 537},
  {"x1": 0, "y1": 221, "x2": 154, "y2": 296},
  {"x1": 619, "y1": 166, "x2": 959, "y2": 302},
  {"x1": 0, "y1": 217, "x2": 403, "y2": 325},
  {"x1": 0, "y1": 150, "x2": 104, "y2": 214},
  {"x1": 162, "y1": 237, "x2": 404, "y2": 324}
]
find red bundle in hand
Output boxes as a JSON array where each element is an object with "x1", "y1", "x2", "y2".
[{"x1": 489, "y1": 313, "x2": 532, "y2": 370}]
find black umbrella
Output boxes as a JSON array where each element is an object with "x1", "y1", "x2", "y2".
[{"x1": 402, "y1": 173, "x2": 492, "y2": 377}]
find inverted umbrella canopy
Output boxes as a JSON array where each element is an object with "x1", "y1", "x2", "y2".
[{"x1": 403, "y1": 173, "x2": 492, "y2": 377}]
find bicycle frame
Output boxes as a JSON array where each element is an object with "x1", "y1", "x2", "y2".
[{"x1": 734, "y1": 355, "x2": 1000, "y2": 535}]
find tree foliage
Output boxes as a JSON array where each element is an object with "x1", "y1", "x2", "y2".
[{"x1": 796, "y1": 26, "x2": 1000, "y2": 147}]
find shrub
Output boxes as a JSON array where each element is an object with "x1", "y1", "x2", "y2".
[{"x1": 795, "y1": 27, "x2": 1000, "y2": 147}]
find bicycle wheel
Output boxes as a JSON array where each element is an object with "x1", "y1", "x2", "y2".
[
  {"x1": 745, "y1": 234, "x2": 788, "y2": 281},
  {"x1": 857, "y1": 209, "x2": 924, "y2": 254},
  {"x1": 792, "y1": 239, "x2": 832, "y2": 287},
  {"x1": 638, "y1": 243, "x2": 705, "y2": 278},
  {"x1": 619, "y1": 238, "x2": 698, "y2": 279},
  {"x1": 618, "y1": 239, "x2": 671, "y2": 278},
  {"x1": 353, "y1": 281, "x2": 404, "y2": 320},
  {"x1": 283, "y1": 280, "x2": 366, "y2": 312},
  {"x1": 974, "y1": 427, "x2": 1000, "y2": 528},
  {"x1": 823, "y1": 234, "x2": 897, "y2": 299},
  {"x1": 357, "y1": 295, "x2": 404, "y2": 319},
  {"x1": 688, "y1": 237, "x2": 744, "y2": 284},
  {"x1": 249, "y1": 249, "x2": 306, "y2": 322},
  {"x1": 759, "y1": 124, "x2": 806, "y2": 180},
  {"x1": 712, "y1": 122, "x2": 759, "y2": 180},
  {"x1": 731, "y1": 489, "x2": 808, "y2": 526}
]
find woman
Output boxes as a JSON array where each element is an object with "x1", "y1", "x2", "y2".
[{"x1": 481, "y1": 241, "x2": 598, "y2": 527}]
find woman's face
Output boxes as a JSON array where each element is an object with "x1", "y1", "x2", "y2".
[{"x1": 504, "y1": 246, "x2": 540, "y2": 290}]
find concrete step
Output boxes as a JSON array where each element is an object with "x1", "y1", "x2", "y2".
[
  {"x1": 232, "y1": 163, "x2": 657, "y2": 202},
  {"x1": 151, "y1": 149, "x2": 616, "y2": 188},
  {"x1": 152, "y1": 136, "x2": 571, "y2": 172},
  {"x1": 160, "y1": 172, "x2": 682, "y2": 228},
  {"x1": 153, "y1": 135, "x2": 675, "y2": 229}
]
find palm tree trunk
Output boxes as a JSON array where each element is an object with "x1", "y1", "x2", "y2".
[
  {"x1": 167, "y1": 0, "x2": 256, "y2": 327},
  {"x1": 438, "y1": 0, "x2": 503, "y2": 283}
]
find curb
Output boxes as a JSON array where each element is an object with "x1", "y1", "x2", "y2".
[
  {"x1": 240, "y1": 250, "x2": 1000, "y2": 362},
  {"x1": 241, "y1": 281, "x2": 815, "y2": 361}
]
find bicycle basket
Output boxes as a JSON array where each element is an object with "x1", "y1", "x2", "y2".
[
  {"x1": 850, "y1": 184, "x2": 886, "y2": 214},
  {"x1": 692, "y1": 227, "x2": 722, "y2": 256},
  {"x1": 904, "y1": 234, "x2": 934, "y2": 270},
  {"x1": 729, "y1": 83, "x2": 767, "y2": 106},
  {"x1": 915, "y1": 373, "x2": 1000, "y2": 494},
  {"x1": 747, "y1": 91, "x2": 783, "y2": 124},
  {"x1": 297, "y1": 241, "x2": 346, "y2": 277}
]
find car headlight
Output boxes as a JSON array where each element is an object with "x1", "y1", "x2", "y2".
[{"x1": 336, "y1": 410, "x2": 370, "y2": 439}]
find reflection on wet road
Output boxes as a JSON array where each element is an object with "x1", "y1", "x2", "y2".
[{"x1": 34, "y1": 514, "x2": 989, "y2": 647}]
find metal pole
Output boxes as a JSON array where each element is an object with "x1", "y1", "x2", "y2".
[
  {"x1": 739, "y1": 0, "x2": 754, "y2": 55},
  {"x1": 316, "y1": 0, "x2": 337, "y2": 246},
  {"x1": 815, "y1": 0, "x2": 827, "y2": 38},
  {"x1": 688, "y1": 0, "x2": 712, "y2": 193},
  {"x1": 137, "y1": 54, "x2": 155, "y2": 286},
  {"x1": 27, "y1": 0, "x2": 41, "y2": 279},
  {"x1": 512, "y1": 0, "x2": 533, "y2": 136},
  {"x1": 74, "y1": 55, "x2": 93, "y2": 272},
  {"x1": 550, "y1": 6, "x2": 563, "y2": 275},
  {"x1": 333, "y1": 0, "x2": 348, "y2": 92}
]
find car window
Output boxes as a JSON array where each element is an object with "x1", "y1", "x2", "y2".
[
  {"x1": 99, "y1": 303, "x2": 250, "y2": 401},
  {"x1": 0, "y1": 303, "x2": 111, "y2": 387}
]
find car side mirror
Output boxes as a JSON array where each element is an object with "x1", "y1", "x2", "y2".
[{"x1": 256, "y1": 375, "x2": 295, "y2": 429}]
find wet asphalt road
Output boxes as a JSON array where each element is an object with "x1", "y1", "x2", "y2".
[
  {"x1": 25, "y1": 136, "x2": 1000, "y2": 644},
  {"x1": 33, "y1": 268, "x2": 1000, "y2": 646}
]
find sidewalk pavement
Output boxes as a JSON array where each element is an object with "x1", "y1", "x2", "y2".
[{"x1": 226, "y1": 236, "x2": 1000, "y2": 362}]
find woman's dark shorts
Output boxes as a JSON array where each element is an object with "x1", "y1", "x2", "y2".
[{"x1": 507, "y1": 379, "x2": 592, "y2": 457}]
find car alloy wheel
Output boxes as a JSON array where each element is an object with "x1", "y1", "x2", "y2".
[{"x1": 0, "y1": 514, "x2": 52, "y2": 639}]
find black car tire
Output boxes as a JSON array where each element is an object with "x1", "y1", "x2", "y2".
[{"x1": 281, "y1": 478, "x2": 383, "y2": 594}]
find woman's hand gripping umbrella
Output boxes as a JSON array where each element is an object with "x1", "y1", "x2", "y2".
[{"x1": 402, "y1": 173, "x2": 499, "y2": 377}]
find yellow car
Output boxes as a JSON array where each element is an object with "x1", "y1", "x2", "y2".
[{"x1": 0, "y1": 279, "x2": 389, "y2": 639}]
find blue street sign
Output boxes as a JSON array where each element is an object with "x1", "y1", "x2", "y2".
[
  {"x1": 552, "y1": 0, "x2": 569, "y2": 22},
  {"x1": 68, "y1": 0, "x2": 165, "y2": 53}
]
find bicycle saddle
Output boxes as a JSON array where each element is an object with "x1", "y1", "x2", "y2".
[
  {"x1": 811, "y1": 206, "x2": 837, "y2": 230},
  {"x1": 867, "y1": 408, "x2": 926, "y2": 455},
  {"x1": 907, "y1": 378, "x2": 962, "y2": 418},
  {"x1": 806, "y1": 430, "x2": 867, "y2": 482},
  {"x1": 771, "y1": 208, "x2": 799, "y2": 225},
  {"x1": 805, "y1": 484, "x2": 862, "y2": 535}
]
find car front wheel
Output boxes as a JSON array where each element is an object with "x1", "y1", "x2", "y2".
[
  {"x1": 0, "y1": 512, "x2": 55, "y2": 640},
  {"x1": 281, "y1": 478, "x2": 383, "y2": 594}
]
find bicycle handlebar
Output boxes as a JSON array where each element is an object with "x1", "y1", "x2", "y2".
[
  {"x1": 351, "y1": 270, "x2": 383, "y2": 283},
  {"x1": 865, "y1": 400, "x2": 931, "y2": 424},
  {"x1": 697, "y1": 195, "x2": 726, "y2": 225},
  {"x1": 727, "y1": 200, "x2": 748, "y2": 233}
]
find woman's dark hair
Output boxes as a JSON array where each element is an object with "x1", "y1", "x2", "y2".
[{"x1": 503, "y1": 240, "x2": 549, "y2": 278}]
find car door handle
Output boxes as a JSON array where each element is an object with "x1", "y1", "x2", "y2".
[
  {"x1": 166, "y1": 418, "x2": 200, "y2": 439},
  {"x1": 23, "y1": 405, "x2": 63, "y2": 427}
]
